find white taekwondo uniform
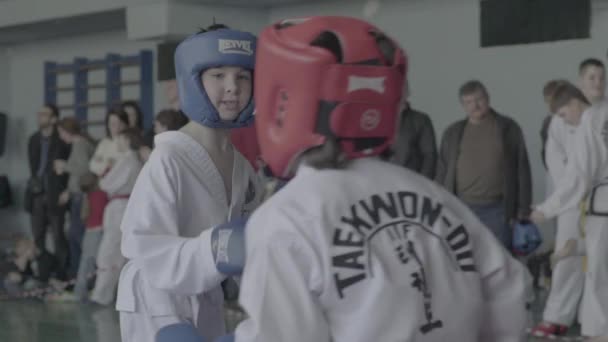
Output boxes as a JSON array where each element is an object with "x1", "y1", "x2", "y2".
[
  {"x1": 116, "y1": 132, "x2": 261, "y2": 342},
  {"x1": 537, "y1": 101, "x2": 608, "y2": 337},
  {"x1": 235, "y1": 158, "x2": 531, "y2": 342}
]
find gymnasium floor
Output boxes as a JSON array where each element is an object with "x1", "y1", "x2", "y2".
[{"x1": 0, "y1": 290, "x2": 582, "y2": 342}]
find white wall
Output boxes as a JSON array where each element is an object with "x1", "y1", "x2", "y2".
[
  {"x1": 271, "y1": 0, "x2": 608, "y2": 247},
  {"x1": 0, "y1": 0, "x2": 127, "y2": 27},
  {"x1": 126, "y1": 2, "x2": 268, "y2": 40},
  {"x1": 0, "y1": 48, "x2": 8, "y2": 115},
  {"x1": 1, "y1": 29, "x2": 167, "y2": 231}
]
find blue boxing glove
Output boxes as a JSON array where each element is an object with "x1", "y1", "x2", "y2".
[
  {"x1": 512, "y1": 220, "x2": 542, "y2": 256},
  {"x1": 214, "y1": 334, "x2": 235, "y2": 342},
  {"x1": 211, "y1": 217, "x2": 247, "y2": 276},
  {"x1": 156, "y1": 323, "x2": 234, "y2": 342},
  {"x1": 156, "y1": 323, "x2": 204, "y2": 342}
]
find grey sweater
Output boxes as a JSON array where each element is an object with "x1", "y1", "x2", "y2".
[{"x1": 65, "y1": 138, "x2": 95, "y2": 194}]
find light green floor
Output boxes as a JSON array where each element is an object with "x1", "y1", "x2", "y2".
[
  {"x1": 0, "y1": 296, "x2": 580, "y2": 342},
  {"x1": 0, "y1": 299, "x2": 120, "y2": 342}
]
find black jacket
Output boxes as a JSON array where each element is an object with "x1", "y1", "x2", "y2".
[
  {"x1": 391, "y1": 106, "x2": 437, "y2": 179},
  {"x1": 27, "y1": 127, "x2": 71, "y2": 213}
]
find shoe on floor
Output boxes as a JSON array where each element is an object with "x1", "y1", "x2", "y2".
[{"x1": 530, "y1": 321, "x2": 569, "y2": 338}]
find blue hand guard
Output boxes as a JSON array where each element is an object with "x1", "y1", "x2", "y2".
[
  {"x1": 513, "y1": 220, "x2": 542, "y2": 256},
  {"x1": 211, "y1": 217, "x2": 248, "y2": 276}
]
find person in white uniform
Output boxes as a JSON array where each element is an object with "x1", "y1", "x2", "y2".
[
  {"x1": 170, "y1": 16, "x2": 530, "y2": 342},
  {"x1": 116, "y1": 25, "x2": 261, "y2": 342},
  {"x1": 532, "y1": 60, "x2": 607, "y2": 338},
  {"x1": 534, "y1": 80, "x2": 580, "y2": 337},
  {"x1": 90, "y1": 128, "x2": 143, "y2": 306},
  {"x1": 531, "y1": 81, "x2": 608, "y2": 338}
]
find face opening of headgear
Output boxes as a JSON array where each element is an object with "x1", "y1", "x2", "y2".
[
  {"x1": 174, "y1": 27, "x2": 257, "y2": 129},
  {"x1": 254, "y1": 16, "x2": 408, "y2": 179}
]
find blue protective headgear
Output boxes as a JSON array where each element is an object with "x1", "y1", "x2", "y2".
[
  {"x1": 512, "y1": 220, "x2": 542, "y2": 256},
  {"x1": 174, "y1": 29, "x2": 256, "y2": 128}
]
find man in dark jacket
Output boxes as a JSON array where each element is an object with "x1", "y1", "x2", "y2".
[
  {"x1": 391, "y1": 101, "x2": 437, "y2": 179},
  {"x1": 26, "y1": 104, "x2": 71, "y2": 280},
  {"x1": 436, "y1": 80, "x2": 532, "y2": 250}
]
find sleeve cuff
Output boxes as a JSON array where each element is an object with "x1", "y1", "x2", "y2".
[
  {"x1": 536, "y1": 201, "x2": 559, "y2": 220},
  {"x1": 199, "y1": 228, "x2": 227, "y2": 288}
]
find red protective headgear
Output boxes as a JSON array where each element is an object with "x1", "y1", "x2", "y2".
[{"x1": 254, "y1": 16, "x2": 407, "y2": 179}]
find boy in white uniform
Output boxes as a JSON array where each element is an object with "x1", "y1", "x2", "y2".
[
  {"x1": 116, "y1": 25, "x2": 261, "y2": 342},
  {"x1": 531, "y1": 81, "x2": 608, "y2": 338},
  {"x1": 532, "y1": 60, "x2": 606, "y2": 338},
  {"x1": 185, "y1": 16, "x2": 530, "y2": 342}
]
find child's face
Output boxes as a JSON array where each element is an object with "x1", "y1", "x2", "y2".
[
  {"x1": 556, "y1": 99, "x2": 584, "y2": 126},
  {"x1": 201, "y1": 66, "x2": 252, "y2": 121},
  {"x1": 579, "y1": 66, "x2": 606, "y2": 102}
]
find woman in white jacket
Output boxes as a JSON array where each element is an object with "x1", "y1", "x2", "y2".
[
  {"x1": 89, "y1": 109, "x2": 129, "y2": 177},
  {"x1": 90, "y1": 128, "x2": 143, "y2": 306}
]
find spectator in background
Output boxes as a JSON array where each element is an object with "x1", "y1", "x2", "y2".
[
  {"x1": 54, "y1": 117, "x2": 95, "y2": 280},
  {"x1": 26, "y1": 104, "x2": 71, "y2": 280},
  {"x1": 90, "y1": 128, "x2": 143, "y2": 306},
  {"x1": 89, "y1": 108, "x2": 129, "y2": 177},
  {"x1": 436, "y1": 80, "x2": 532, "y2": 250},
  {"x1": 389, "y1": 80, "x2": 437, "y2": 179},
  {"x1": 138, "y1": 109, "x2": 189, "y2": 162},
  {"x1": 532, "y1": 64, "x2": 608, "y2": 338},
  {"x1": 530, "y1": 79, "x2": 587, "y2": 338},
  {"x1": 122, "y1": 100, "x2": 156, "y2": 158},
  {"x1": 2, "y1": 235, "x2": 62, "y2": 297},
  {"x1": 121, "y1": 100, "x2": 144, "y2": 133},
  {"x1": 540, "y1": 80, "x2": 569, "y2": 169},
  {"x1": 72, "y1": 172, "x2": 108, "y2": 302},
  {"x1": 531, "y1": 81, "x2": 608, "y2": 339},
  {"x1": 153, "y1": 109, "x2": 189, "y2": 135},
  {"x1": 578, "y1": 58, "x2": 606, "y2": 104}
]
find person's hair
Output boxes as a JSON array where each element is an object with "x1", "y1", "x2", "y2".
[
  {"x1": 121, "y1": 101, "x2": 144, "y2": 131},
  {"x1": 79, "y1": 171, "x2": 99, "y2": 193},
  {"x1": 198, "y1": 23, "x2": 229, "y2": 35},
  {"x1": 579, "y1": 58, "x2": 605, "y2": 75},
  {"x1": 119, "y1": 127, "x2": 146, "y2": 151},
  {"x1": 105, "y1": 107, "x2": 130, "y2": 138},
  {"x1": 155, "y1": 109, "x2": 189, "y2": 131},
  {"x1": 45, "y1": 103, "x2": 60, "y2": 118},
  {"x1": 543, "y1": 79, "x2": 569, "y2": 99},
  {"x1": 300, "y1": 138, "x2": 348, "y2": 171},
  {"x1": 458, "y1": 80, "x2": 489, "y2": 100},
  {"x1": 549, "y1": 82, "x2": 591, "y2": 113},
  {"x1": 57, "y1": 117, "x2": 81, "y2": 135}
]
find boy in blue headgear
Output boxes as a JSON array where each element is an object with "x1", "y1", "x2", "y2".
[{"x1": 116, "y1": 24, "x2": 262, "y2": 342}]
